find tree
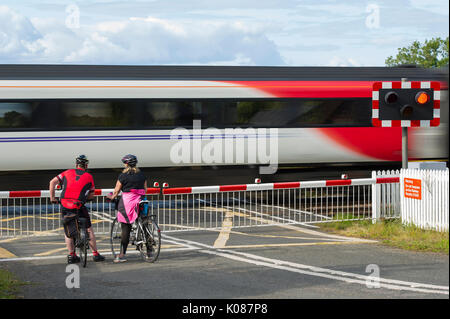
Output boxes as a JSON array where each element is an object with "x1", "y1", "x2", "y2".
[
  {"x1": 3, "y1": 111, "x2": 27, "y2": 127},
  {"x1": 385, "y1": 37, "x2": 449, "y2": 68}
]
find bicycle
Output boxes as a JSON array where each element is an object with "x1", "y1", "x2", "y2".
[
  {"x1": 61, "y1": 209, "x2": 90, "y2": 268},
  {"x1": 110, "y1": 199, "x2": 161, "y2": 263}
]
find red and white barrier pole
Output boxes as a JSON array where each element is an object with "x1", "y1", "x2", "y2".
[{"x1": 0, "y1": 177, "x2": 400, "y2": 198}]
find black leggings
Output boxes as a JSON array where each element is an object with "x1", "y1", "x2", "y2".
[{"x1": 120, "y1": 223, "x2": 132, "y2": 255}]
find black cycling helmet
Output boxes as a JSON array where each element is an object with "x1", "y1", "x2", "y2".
[
  {"x1": 76, "y1": 154, "x2": 89, "y2": 167},
  {"x1": 121, "y1": 154, "x2": 137, "y2": 167}
]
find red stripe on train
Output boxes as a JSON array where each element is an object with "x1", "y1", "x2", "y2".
[
  {"x1": 226, "y1": 81, "x2": 374, "y2": 98},
  {"x1": 316, "y1": 127, "x2": 405, "y2": 162},
  {"x1": 226, "y1": 81, "x2": 447, "y2": 99}
]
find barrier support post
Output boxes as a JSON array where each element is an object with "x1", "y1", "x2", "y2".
[{"x1": 371, "y1": 171, "x2": 381, "y2": 224}]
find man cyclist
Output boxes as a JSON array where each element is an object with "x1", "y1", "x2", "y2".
[{"x1": 49, "y1": 155, "x2": 106, "y2": 264}]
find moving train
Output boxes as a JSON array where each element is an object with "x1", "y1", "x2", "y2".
[{"x1": 0, "y1": 64, "x2": 448, "y2": 180}]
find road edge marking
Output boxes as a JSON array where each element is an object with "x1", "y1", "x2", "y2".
[{"x1": 0, "y1": 246, "x2": 17, "y2": 258}]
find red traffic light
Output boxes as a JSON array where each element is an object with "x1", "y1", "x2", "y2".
[{"x1": 415, "y1": 91, "x2": 430, "y2": 105}]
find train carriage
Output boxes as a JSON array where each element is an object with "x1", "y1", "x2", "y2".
[{"x1": 0, "y1": 65, "x2": 448, "y2": 176}]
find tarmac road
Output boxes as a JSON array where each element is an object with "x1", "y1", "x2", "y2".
[{"x1": 1, "y1": 224, "x2": 448, "y2": 300}]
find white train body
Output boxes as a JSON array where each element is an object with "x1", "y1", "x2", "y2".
[{"x1": 0, "y1": 66, "x2": 448, "y2": 171}]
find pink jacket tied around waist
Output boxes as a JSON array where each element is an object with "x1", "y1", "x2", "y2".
[{"x1": 117, "y1": 189, "x2": 146, "y2": 224}]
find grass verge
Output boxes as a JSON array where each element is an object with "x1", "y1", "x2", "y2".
[
  {"x1": 318, "y1": 218, "x2": 449, "y2": 254},
  {"x1": 0, "y1": 267, "x2": 27, "y2": 299}
]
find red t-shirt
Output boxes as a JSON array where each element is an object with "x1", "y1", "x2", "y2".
[{"x1": 57, "y1": 168, "x2": 95, "y2": 209}]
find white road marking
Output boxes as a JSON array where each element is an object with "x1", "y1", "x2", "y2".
[
  {"x1": 163, "y1": 234, "x2": 449, "y2": 295},
  {"x1": 260, "y1": 203, "x2": 332, "y2": 220},
  {"x1": 1, "y1": 228, "x2": 447, "y2": 296}
]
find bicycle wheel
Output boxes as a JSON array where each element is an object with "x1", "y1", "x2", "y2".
[
  {"x1": 110, "y1": 218, "x2": 122, "y2": 259},
  {"x1": 139, "y1": 218, "x2": 161, "y2": 263},
  {"x1": 78, "y1": 229, "x2": 88, "y2": 268},
  {"x1": 81, "y1": 242, "x2": 87, "y2": 268}
]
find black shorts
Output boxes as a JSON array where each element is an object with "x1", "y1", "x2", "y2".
[{"x1": 61, "y1": 206, "x2": 92, "y2": 228}]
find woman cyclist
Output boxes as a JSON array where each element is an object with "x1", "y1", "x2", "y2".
[{"x1": 107, "y1": 154, "x2": 148, "y2": 263}]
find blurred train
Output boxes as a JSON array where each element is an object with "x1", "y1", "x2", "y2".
[{"x1": 0, "y1": 65, "x2": 448, "y2": 181}]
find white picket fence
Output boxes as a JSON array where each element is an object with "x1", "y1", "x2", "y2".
[
  {"x1": 400, "y1": 168, "x2": 449, "y2": 232},
  {"x1": 372, "y1": 170, "x2": 401, "y2": 222}
]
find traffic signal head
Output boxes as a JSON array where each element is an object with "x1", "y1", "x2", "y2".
[
  {"x1": 384, "y1": 91, "x2": 399, "y2": 104},
  {"x1": 372, "y1": 81, "x2": 440, "y2": 127},
  {"x1": 415, "y1": 91, "x2": 430, "y2": 105}
]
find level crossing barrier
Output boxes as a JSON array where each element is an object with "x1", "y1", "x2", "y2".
[
  {"x1": 0, "y1": 188, "x2": 160, "y2": 238},
  {"x1": 0, "y1": 172, "x2": 400, "y2": 239}
]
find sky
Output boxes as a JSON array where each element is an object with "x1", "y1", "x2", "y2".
[{"x1": 0, "y1": 0, "x2": 448, "y2": 66}]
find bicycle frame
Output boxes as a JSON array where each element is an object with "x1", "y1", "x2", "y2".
[{"x1": 110, "y1": 198, "x2": 161, "y2": 262}]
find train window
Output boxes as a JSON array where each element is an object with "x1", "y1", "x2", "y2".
[
  {"x1": 144, "y1": 101, "x2": 193, "y2": 127},
  {"x1": 0, "y1": 98, "x2": 373, "y2": 130},
  {"x1": 0, "y1": 103, "x2": 32, "y2": 128},
  {"x1": 198, "y1": 101, "x2": 237, "y2": 126},
  {"x1": 30, "y1": 101, "x2": 64, "y2": 129},
  {"x1": 61, "y1": 102, "x2": 134, "y2": 128},
  {"x1": 235, "y1": 99, "x2": 371, "y2": 127}
]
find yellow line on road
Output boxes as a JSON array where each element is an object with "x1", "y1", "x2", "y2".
[
  {"x1": 0, "y1": 216, "x2": 28, "y2": 223},
  {"x1": 0, "y1": 227, "x2": 20, "y2": 231},
  {"x1": 213, "y1": 210, "x2": 234, "y2": 248},
  {"x1": 30, "y1": 242, "x2": 66, "y2": 245},
  {"x1": 0, "y1": 237, "x2": 22, "y2": 243},
  {"x1": 0, "y1": 246, "x2": 17, "y2": 258},
  {"x1": 1, "y1": 214, "x2": 61, "y2": 222},
  {"x1": 34, "y1": 247, "x2": 67, "y2": 256}
]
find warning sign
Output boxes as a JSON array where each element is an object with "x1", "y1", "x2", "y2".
[{"x1": 404, "y1": 178, "x2": 422, "y2": 200}]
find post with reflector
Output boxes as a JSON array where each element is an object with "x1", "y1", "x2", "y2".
[
  {"x1": 401, "y1": 79, "x2": 408, "y2": 169},
  {"x1": 401, "y1": 127, "x2": 408, "y2": 168}
]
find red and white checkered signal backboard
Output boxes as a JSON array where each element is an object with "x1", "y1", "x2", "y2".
[{"x1": 372, "y1": 81, "x2": 440, "y2": 127}]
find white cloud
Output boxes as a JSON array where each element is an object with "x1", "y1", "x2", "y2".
[
  {"x1": 0, "y1": 1, "x2": 448, "y2": 66},
  {"x1": 409, "y1": 0, "x2": 449, "y2": 16},
  {"x1": 0, "y1": 6, "x2": 43, "y2": 60},
  {"x1": 0, "y1": 6, "x2": 284, "y2": 65},
  {"x1": 326, "y1": 56, "x2": 362, "y2": 67},
  {"x1": 64, "y1": 18, "x2": 284, "y2": 65}
]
